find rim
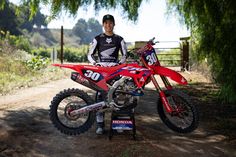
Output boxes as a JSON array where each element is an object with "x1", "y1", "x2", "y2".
[
  {"x1": 165, "y1": 94, "x2": 194, "y2": 129},
  {"x1": 57, "y1": 96, "x2": 89, "y2": 128}
]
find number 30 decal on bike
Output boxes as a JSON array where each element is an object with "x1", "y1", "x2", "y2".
[
  {"x1": 82, "y1": 70, "x2": 103, "y2": 82},
  {"x1": 145, "y1": 50, "x2": 158, "y2": 65}
]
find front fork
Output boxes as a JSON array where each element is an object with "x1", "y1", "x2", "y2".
[{"x1": 150, "y1": 74, "x2": 174, "y2": 113}]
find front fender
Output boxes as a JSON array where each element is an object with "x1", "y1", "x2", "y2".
[{"x1": 154, "y1": 66, "x2": 187, "y2": 85}]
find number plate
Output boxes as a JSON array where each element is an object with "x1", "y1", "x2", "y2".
[
  {"x1": 82, "y1": 69, "x2": 103, "y2": 82},
  {"x1": 143, "y1": 48, "x2": 158, "y2": 65}
]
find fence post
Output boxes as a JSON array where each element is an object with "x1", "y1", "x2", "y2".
[
  {"x1": 60, "y1": 26, "x2": 64, "y2": 64},
  {"x1": 180, "y1": 37, "x2": 190, "y2": 71}
]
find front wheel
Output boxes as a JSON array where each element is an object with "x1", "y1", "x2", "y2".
[
  {"x1": 49, "y1": 88, "x2": 96, "y2": 135},
  {"x1": 157, "y1": 89, "x2": 199, "y2": 133}
]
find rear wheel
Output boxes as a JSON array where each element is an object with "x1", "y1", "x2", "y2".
[
  {"x1": 49, "y1": 88, "x2": 96, "y2": 135},
  {"x1": 157, "y1": 89, "x2": 199, "y2": 133}
]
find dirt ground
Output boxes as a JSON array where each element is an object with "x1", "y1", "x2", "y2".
[{"x1": 0, "y1": 71, "x2": 235, "y2": 157}]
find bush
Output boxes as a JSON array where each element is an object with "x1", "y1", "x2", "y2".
[
  {"x1": 31, "y1": 47, "x2": 51, "y2": 57},
  {"x1": 25, "y1": 56, "x2": 50, "y2": 70},
  {"x1": 31, "y1": 45, "x2": 89, "y2": 63},
  {"x1": 2, "y1": 31, "x2": 31, "y2": 52},
  {"x1": 63, "y1": 46, "x2": 88, "y2": 62},
  {"x1": 64, "y1": 47, "x2": 87, "y2": 62}
]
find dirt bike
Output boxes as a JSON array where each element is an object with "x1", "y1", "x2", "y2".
[{"x1": 49, "y1": 37, "x2": 199, "y2": 135}]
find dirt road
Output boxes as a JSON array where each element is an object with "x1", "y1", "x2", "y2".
[{"x1": 0, "y1": 74, "x2": 235, "y2": 157}]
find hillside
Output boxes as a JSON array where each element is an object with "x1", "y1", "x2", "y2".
[{"x1": 29, "y1": 28, "x2": 81, "y2": 47}]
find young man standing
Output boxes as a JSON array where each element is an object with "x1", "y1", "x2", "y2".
[{"x1": 87, "y1": 14, "x2": 127, "y2": 134}]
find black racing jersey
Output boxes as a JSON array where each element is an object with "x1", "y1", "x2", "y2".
[{"x1": 88, "y1": 33, "x2": 127, "y2": 64}]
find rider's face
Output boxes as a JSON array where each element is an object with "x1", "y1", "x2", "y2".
[{"x1": 103, "y1": 20, "x2": 114, "y2": 35}]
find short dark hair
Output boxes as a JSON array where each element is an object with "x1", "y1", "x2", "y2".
[{"x1": 102, "y1": 14, "x2": 115, "y2": 24}]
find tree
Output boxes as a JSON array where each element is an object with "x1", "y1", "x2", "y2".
[
  {"x1": 17, "y1": 5, "x2": 48, "y2": 32},
  {"x1": 0, "y1": 1, "x2": 21, "y2": 35},
  {"x1": 166, "y1": 0, "x2": 236, "y2": 103},
  {"x1": 0, "y1": 1, "x2": 48, "y2": 34},
  {"x1": 72, "y1": 19, "x2": 88, "y2": 44},
  {"x1": 16, "y1": 0, "x2": 143, "y2": 21},
  {"x1": 72, "y1": 18, "x2": 102, "y2": 44},
  {"x1": 32, "y1": 10, "x2": 48, "y2": 28},
  {"x1": 87, "y1": 18, "x2": 103, "y2": 40}
]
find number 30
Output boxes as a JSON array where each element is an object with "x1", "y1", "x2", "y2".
[
  {"x1": 84, "y1": 70, "x2": 100, "y2": 81},
  {"x1": 146, "y1": 53, "x2": 157, "y2": 65}
]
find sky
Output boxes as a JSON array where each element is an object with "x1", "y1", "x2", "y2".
[{"x1": 11, "y1": 0, "x2": 190, "y2": 46}]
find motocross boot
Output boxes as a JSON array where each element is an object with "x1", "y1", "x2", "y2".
[
  {"x1": 96, "y1": 112, "x2": 105, "y2": 135},
  {"x1": 96, "y1": 92, "x2": 105, "y2": 135}
]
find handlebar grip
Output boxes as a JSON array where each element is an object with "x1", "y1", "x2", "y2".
[
  {"x1": 149, "y1": 37, "x2": 155, "y2": 42},
  {"x1": 148, "y1": 37, "x2": 156, "y2": 45}
]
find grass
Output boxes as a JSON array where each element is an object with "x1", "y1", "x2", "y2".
[{"x1": 0, "y1": 55, "x2": 68, "y2": 95}]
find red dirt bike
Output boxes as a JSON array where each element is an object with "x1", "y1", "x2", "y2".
[{"x1": 49, "y1": 38, "x2": 199, "y2": 135}]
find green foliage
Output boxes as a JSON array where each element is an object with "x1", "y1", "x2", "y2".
[
  {"x1": 31, "y1": 47, "x2": 51, "y2": 57},
  {"x1": 0, "y1": 40, "x2": 67, "y2": 95},
  {"x1": 167, "y1": 0, "x2": 236, "y2": 103},
  {"x1": 0, "y1": 31, "x2": 31, "y2": 52},
  {"x1": 63, "y1": 46, "x2": 89, "y2": 62},
  {"x1": 0, "y1": 1, "x2": 47, "y2": 35},
  {"x1": 0, "y1": 1, "x2": 20, "y2": 35},
  {"x1": 0, "y1": 54, "x2": 68, "y2": 95},
  {"x1": 17, "y1": 5, "x2": 47, "y2": 32},
  {"x1": 32, "y1": 45, "x2": 89, "y2": 62},
  {"x1": 0, "y1": 56, "x2": 29, "y2": 76},
  {"x1": 19, "y1": 0, "x2": 143, "y2": 22},
  {"x1": 25, "y1": 56, "x2": 50, "y2": 70},
  {"x1": 0, "y1": 55, "x2": 33, "y2": 94},
  {"x1": 0, "y1": 1, "x2": 5, "y2": 10}
]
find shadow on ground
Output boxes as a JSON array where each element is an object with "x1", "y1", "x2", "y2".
[{"x1": 0, "y1": 82, "x2": 235, "y2": 157}]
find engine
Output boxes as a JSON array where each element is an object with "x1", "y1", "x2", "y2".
[{"x1": 112, "y1": 78, "x2": 139, "y2": 108}]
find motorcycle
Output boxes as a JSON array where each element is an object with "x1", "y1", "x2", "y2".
[{"x1": 49, "y1": 37, "x2": 199, "y2": 135}]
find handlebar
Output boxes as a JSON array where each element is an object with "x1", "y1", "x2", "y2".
[
  {"x1": 148, "y1": 37, "x2": 155, "y2": 44},
  {"x1": 130, "y1": 37, "x2": 159, "y2": 55},
  {"x1": 147, "y1": 37, "x2": 159, "y2": 45}
]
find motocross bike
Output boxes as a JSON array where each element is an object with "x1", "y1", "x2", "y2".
[{"x1": 49, "y1": 38, "x2": 199, "y2": 135}]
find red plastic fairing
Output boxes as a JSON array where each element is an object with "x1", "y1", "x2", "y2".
[
  {"x1": 52, "y1": 63, "x2": 85, "y2": 72},
  {"x1": 154, "y1": 66, "x2": 188, "y2": 85}
]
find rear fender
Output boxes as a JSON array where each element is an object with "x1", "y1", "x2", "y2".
[
  {"x1": 52, "y1": 64, "x2": 82, "y2": 72},
  {"x1": 154, "y1": 66, "x2": 187, "y2": 85},
  {"x1": 53, "y1": 64, "x2": 109, "y2": 91}
]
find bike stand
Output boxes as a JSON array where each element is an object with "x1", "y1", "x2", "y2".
[{"x1": 108, "y1": 109, "x2": 136, "y2": 140}]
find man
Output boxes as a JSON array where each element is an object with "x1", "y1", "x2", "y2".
[{"x1": 87, "y1": 14, "x2": 127, "y2": 134}]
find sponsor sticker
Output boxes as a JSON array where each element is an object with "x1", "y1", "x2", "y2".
[{"x1": 112, "y1": 120, "x2": 133, "y2": 130}]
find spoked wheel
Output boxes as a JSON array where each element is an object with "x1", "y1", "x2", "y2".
[
  {"x1": 157, "y1": 89, "x2": 199, "y2": 133},
  {"x1": 49, "y1": 88, "x2": 96, "y2": 135}
]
